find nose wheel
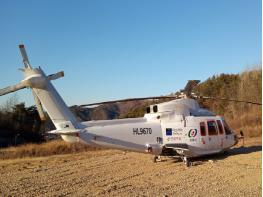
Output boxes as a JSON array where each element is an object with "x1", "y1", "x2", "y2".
[
  {"x1": 153, "y1": 155, "x2": 161, "y2": 163},
  {"x1": 182, "y1": 156, "x2": 191, "y2": 167}
]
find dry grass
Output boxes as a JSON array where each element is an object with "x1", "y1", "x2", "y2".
[
  {"x1": 227, "y1": 106, "x2": 262, "y2": 137},
  {"x1": 0, "y1": 140, "x2": 102, "y2": 160}
]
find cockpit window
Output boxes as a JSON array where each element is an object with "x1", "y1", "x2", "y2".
[
  {"x1": 223, "y1": 120, "x2": 232, "y2": 135},
  {"x1": 216, "y1": 120, "x2": 224, "y2": 134},
  {"x1": 207, "y1": 120, "x2": 218, "y2": 135},
  {"x1": 153, "y1": 105, "x2": 158, "y2": 113}
]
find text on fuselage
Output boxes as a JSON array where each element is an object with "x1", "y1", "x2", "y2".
[{"x1": 133, "y1": 128, "x2": 152, "y2": 135}]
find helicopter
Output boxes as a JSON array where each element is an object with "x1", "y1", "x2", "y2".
[{"x1": 0, "y1": 45, "x2": 261, "y2": 167}]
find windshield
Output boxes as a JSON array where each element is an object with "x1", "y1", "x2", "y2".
[{"x1": 223, "y1": 120, "x2": 232, "y2": 135}]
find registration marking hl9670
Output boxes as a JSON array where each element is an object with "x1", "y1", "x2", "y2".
[{"x1": 133, "y1": 128, "x2": 152, "y2": 135}]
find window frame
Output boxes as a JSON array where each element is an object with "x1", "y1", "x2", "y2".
[
  {"x1": 216, "y1": 120, "x2": 224, "y2": 135},
  {"x1": 223, "y1": 120, "x2": 232, "y2": 135},
  {"x1": 200, "y1": 122, "x2": 206, "y2": 136}
]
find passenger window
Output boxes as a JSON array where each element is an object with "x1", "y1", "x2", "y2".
[
  {"x1": 207, "y1": 121, "x2": 218, "y2": 135},
  {"x1": 200, "y1": 122, "x2": 206, "y2": 136},
  {"x1": 223, "y1": 120, "x2": 232, "y2": 135},
  {"x1": 153, "y1": 105, "x2": 158, "y2": 113},
  {"x1": 146, "y1": 107, "x2": 150, "y2": 114},
  {"x1": 216, "y1": 120, "x2": 224, "y2": 134}
]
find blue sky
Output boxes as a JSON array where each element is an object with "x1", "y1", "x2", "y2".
[{"x1": 0, "y1": 0, "x2": 261, "y2": 107}]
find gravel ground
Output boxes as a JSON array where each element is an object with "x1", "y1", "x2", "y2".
[{"x1": 0, "y1": 137, "x2": 261, "y2": 197}]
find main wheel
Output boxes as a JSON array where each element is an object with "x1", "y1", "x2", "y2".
[
  {"x1": 183, "y1": 157, "x2": 190, "y2": 167},
  {"x1": 153, "y1": 155, "x2": 158, "y2": 163}
]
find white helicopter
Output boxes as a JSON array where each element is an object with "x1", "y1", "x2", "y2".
[{"x1": 0, "y1": 45, "x2": 261, "y2": 166}]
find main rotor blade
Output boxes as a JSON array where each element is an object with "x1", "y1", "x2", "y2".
[
  {"x1": 198, "y1": 96, "x2": 262, "y2": 105},
  {"x1": 19, "y1": 44, "x2": 32, "y2": 68},
  {"x1": 183, "y1": 80, "x2": 200, "y2": 96},
  {"x1": 0, "y1": 83, "x2": 26, "y2": 96},
  {"x1": 80, "y1": 96, "x2": 178, "y2": 107}
]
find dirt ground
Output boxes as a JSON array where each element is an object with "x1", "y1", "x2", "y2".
[{"x1": 0, "y1": 137, "x2": 261, "y2": 197}]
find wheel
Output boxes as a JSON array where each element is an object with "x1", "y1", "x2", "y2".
[
  {"x1": 153, "y1": 155, "x2": 158, "y2": 163},
  {"x1": 186, "y1": 159, "x2": 190, "y2": 167},
  {"x1": 157, "y1": 155, "x2": 162, "y2": 162},
  {"x1": 183, "y1": 157, "x2": 191, "y2": 167}
]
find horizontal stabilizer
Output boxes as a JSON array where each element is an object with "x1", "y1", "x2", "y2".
[
  {"x1": 48, "y1": 129, "x2": 80, "y2": 136},
  {"x1": 0, "y1": 82, "x2": 26, "y2": 96}
]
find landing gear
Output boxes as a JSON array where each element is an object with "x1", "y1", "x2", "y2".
[
  {"x1": 182, "y1": 156, "x2": 191, "y2": 167},
  {"x1": 153, "y1": 155, "x2": 161, "y2": 163},
  {"x1": 153, "y1": 155, "x2": 158, "y2": 163}
]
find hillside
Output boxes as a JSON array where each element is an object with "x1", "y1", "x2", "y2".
[{"x1": 70, "y1": 100, "x2": 147, "y2": 121}]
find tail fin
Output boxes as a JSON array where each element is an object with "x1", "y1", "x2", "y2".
[{"x1": 25, "y1": 67, "x2": 80, "y2": 130}]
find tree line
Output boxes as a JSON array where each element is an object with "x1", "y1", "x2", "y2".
[
  {"x1": 194, "y1": 68, "x2": 261, "y2": 137},
  {"x1": 0, "y1": 102, "x2": 44, "y2": 147}
]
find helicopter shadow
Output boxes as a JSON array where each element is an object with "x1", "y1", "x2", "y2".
[
  {"x1": 198, "y1": 145, "x2": 261, "y2": 164},
  {"x1": 170, "y1": 145, "x2": 262, "y2": 166},
  {"x1": 227, "y1": 145, "x2": 262, "y2": 156}
]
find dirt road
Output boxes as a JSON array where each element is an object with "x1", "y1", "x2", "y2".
[{"x1": 0, "y1": 138, "x2": 261, "y2": 197}]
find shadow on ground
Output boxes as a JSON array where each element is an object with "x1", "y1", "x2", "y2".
[
  {"x1": 195, "y1": 145, "x2": 262, "y2": 164},
  {"x1": 228, "y1": 145, "x2": 262, "y2": 155},
  {"x1": 167, "y1": 145, "x2": 262, "y2": 166}
]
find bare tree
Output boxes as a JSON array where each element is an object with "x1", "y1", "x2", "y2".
[{"x1": 0, "y1": 94, "x2": 19, "y2": 113}]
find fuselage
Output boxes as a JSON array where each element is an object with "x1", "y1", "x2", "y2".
[{"x1": 62, "y1": 99, "x2": 237, "y2": 158}]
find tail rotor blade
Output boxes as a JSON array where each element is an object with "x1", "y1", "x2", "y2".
[
  {"x1": 19, "y1": 44, "x2": 32, "y2": 68},
  {"x1": 0, "y1": 83, "x2": 26, "y2": 96},
  {"x1": 48, "y1": 71, "x2": 64, "y2": 81},
  {"x1": 32, "y1": 91, "x2": 46, "y2": 121}
]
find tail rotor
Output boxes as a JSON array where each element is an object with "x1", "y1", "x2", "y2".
[{"x1": 17, "y1": 45, "x2": 47, "y2": 122}]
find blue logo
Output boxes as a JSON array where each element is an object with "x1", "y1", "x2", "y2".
[{"x1": 166, "y1": 128, "x2": 172, "y2": 136}]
